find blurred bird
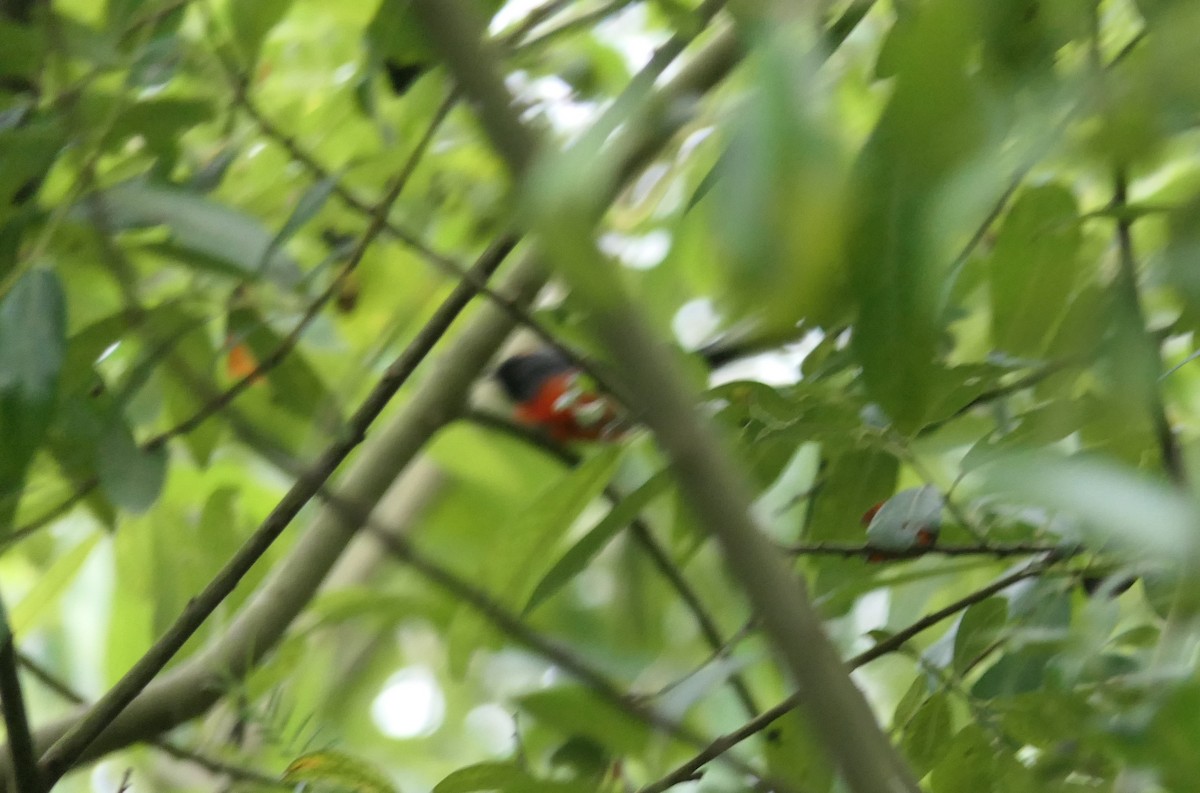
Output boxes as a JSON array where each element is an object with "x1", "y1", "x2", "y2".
[{"x1": 495, "y1": 349, "x2": 628, "y2": 442}]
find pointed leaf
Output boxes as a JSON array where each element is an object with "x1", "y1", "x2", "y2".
[
  {"x1": 97, "y1": 419, "x2": 167, "y2": 513},
  {"x1": 0, "y1": 268, "x2": 66, "y2": 519},
  {"x1": 283, "y1": 750, "x2": 397, "y2": 793},
  {"x1": 96, "y1": 180, "x2": 302, "y2": 288},
  {"x1": 988, "y1": 184, "x2": 1082, "y2": 355},
  {"x1": 525, "y1": 469, "x2": 671, "y2": 613},
  {"x1": 10, "y1": 533, "x2": 101, "y2": 635}
]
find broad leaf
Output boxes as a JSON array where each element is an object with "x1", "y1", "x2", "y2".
[{"x1": 0, "y1": 268, "x2": 66, "y2": 523}]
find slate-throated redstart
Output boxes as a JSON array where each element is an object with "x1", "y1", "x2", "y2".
[{"x1": 495, "y1": 349, "x2": 627, "y2": 442}]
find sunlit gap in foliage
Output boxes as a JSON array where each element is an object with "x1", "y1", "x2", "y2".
[{"x1": 370, "y1": 666, "x2": 445, "y2": 739}]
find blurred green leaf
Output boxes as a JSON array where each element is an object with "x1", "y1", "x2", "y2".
[
  {"x1": 283, "y1": 750, "x2": 397, "y2": 793},
  {"x1": 227, "y1": 305, "x2": 338, "y2": 422},
  {"x1": 0, "y1": 19, "x2": 43, "y2": 80},
  {"x1": 764, "y1": 712, "x2": 834, "y2": 792},
  {"x1": 433, "y1": 762, "x2": 590, "y2": 793},
  {"x1": 0, "y1": 268, "x2": 66, "y2": 523},
  {"x1": 972, "y1": 648, "x2": 1055, "y2": 699},
  {"x1": 709, "y1": 32, "x2": 850, "y2": 330},
  {"x1": 930, "y1": 724, "x2": 995, "y2": 793},
  {"x1": 95, "y1": 179, "x2": 303, "y2": 288},
  {"x1": 433, "y1": 762, "x2": 527, "y2": 793},
  {"x1": 848, "y1": 0, "x2": 986, "y2": 430},
  {"x1": 952, "y1": 598, "x2": 1007, "y2": 674},
  {"x1": 900, "y1": 692, "x2": 953, "y2": 778},
  {"x1": 97, "y1": 417, "x2": 167, "y2": 513},
  {"x1": 518, "y1": 685, "x2": 652, "y2": 756},
  {"x1": 260, "y1": 175, "x2": 338, "y2": 274},
  {"x1": 448, "y1": 447, "x2": 622, "y2": 674},
  {"x1": 988, "y1": 184, "x2": 1082, "y2": 356},
  {"x1": 229, "y1": 0, "x2": 293, "y2": 65},
  {"x1": 976, "y1": 451, "x2": 1197, "y2": 562},
  {"x1": 526, "y1": 469, "x2": 671, "y2": 613},
  {"x1": 11, "y1": 533, "x2": 101, "y2": 635}
]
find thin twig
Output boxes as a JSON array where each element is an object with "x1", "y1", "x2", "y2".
[
  {"x1": 412, "y1": 0, "x2": 922, "y2": 790},
  {"x1": 16, "y1": 651, "x2": 288, "y2": 789},
  {"x1": 1113, "y1": 168, "x2": 1184, "y2": 483},
  {"x1": 3, "y1": 89, "x2": 457, "y2": 551},
  {"x1": 462, "y1": 410, "x2": 760, "y2": 716},
  {"x1": 0, "y1": 599, "x2": 39, "y2": 793},
  {"x1": 36, "y1": 238, "x2": 514, "y2": 787},
  {"x1": 364, "y1": 523, "x2": 769, "y2": 785},
  {"x1": 638, "y1": 552, "x2": 1065, "y2": 793},
  {"x1": 781, "y1": 541, "x2": 1071, "y2": 559}
]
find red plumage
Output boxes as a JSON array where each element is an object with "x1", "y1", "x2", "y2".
[{"x1": 496, "y1": 351, "x2": 626, "y2": 442}]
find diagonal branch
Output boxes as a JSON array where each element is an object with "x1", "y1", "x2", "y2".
[
  {"x1": 0, "y1": 16, "x2": 747, "y2": 786},
  {"x1": 0, "y1": 598, "x2": 39, "y2": 793},
  {"x1": 406, "y1": 3, "x2": 920, "y2": 793},
  {"x1": 639, "y1": 552, "x2": 1065, "y2": 793},
  {"x1": 36, "y1": 238, "x2": 515, "y2": 788},
  {"x1": 464, "y1": 410, "x2": 760, "y2": 717}
]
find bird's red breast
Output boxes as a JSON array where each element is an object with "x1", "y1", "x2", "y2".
[{"x1": 497, "y1": 351, "x2": 626, "y2": 442}]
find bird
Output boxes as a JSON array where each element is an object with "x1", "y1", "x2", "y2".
[{"x1": 495, "y1": 349, "x2": 627, "y2": 442}]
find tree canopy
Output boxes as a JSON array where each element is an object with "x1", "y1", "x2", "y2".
[{"x1": 3, "y1": 1, "x2": 1200, "y2": 792}]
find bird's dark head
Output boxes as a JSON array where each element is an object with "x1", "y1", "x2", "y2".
[{"x1": 495, "y1": 350, "x2": 573, "y2": 402}]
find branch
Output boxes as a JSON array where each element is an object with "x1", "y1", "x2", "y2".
[
  {"x1": 301, "y1": 486, "x2": 769, "y2": 785},
  {"x1": 221, "y1": 65, "x2": 628, "y2": 400},
  {"x1": 35, "y1": 239, "x2": 515, "y2": 788},
  {"x1": 0, "y1": 599, "x2": 39, "y2": 793},
  {"x1": 409, "y1": 4, "x2": 918, "y2": 793},
  {"x1": 464, "y1": 410, "x2": 760, "y2": 717},
  {"x1": 3, "y1": 90, "x2": 455, "y2": 551},
  {"x1": 781, "y1": 541, "x2": 1072, "y2": 559},
  {"x1": 16, "y1": 651, "x2": 288, "y2": 790},
  {"x1": 1112, "y1": 168, "x2": 1184, "y2": 483},
  {"x1": 1, "y1": 17, "x2": 745, "y2": 782},
  {"x1": 639, "y1": 553, "x2": 1064, "y2": 793}
]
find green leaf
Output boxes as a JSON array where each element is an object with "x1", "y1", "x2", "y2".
[
  {"x1": 848, "y1": 0, "x2": 984, "y2": 430},
  {"x1": 0, "y1": 121, "x2": 65, "y2": 223},
  {"x1": 988, "y1": 184, "x2": 1082, "y2": 356},
  {"x1": 449, "y1": 447, "x2": 622, "y2": 674},
  {"x1": 283, "y1": 750, "x2": 397, "y2": 793},
  {"x1": 763, "y1": 712, "x2": 834, "y2": 792},
  {"x1": 517, "y1": 685, "x2": 652, "y2": 756},
  {"x1": 930, "y1": 724, "x2": 995, "y2": 793},
  {"x1": 10, "y1": 533, "x2": 101, "y2": 636},
  {"x1": 95, "y1": 179, "x2": 303, "y2": 289},
  {"x1": 525, "y1": 468, "x2": 671, "y2": 613},
  {"x1": 259, "y1": 175, "x2": 338, "y2": 275},
  {"x1": 102, "y1": 97, "x2": 212, "y2": 161},
  {"x1": 901, "y1": 692, "x2": 953, "y2": 778},
  {"x1": 433, "y1": 762, "x2": 589, "y2": 793},
  {"x1": 228, "y1": 0, "x2": 293, "y2": 64},
  {"x1": 433, "y1": 762, "x2": 528, "y2": 793},
  {"x1": 976, "y1": 451, "x2": 1198, "y2": 563},
  {"x1": 709, "y1": 33, "x2": 851, "y2": 330},
  {"x1": 952, "y1": 598, "x2": 1007, "y2": 674},
  {"x1": 0, "y1": 268, "x2": 66, "y2": 520},
  {"x1": 972, "y1": 648, "x2": 1054, "y2": 699},
  {"x1": 0, "y1": 20, "x2": 44, "y2": 80},
  {"x1": 97, "y1": 419, "x2": 167, "y2": 513}
]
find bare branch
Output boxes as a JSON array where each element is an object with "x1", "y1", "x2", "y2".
[
  {"x1": 639, "y1": 553, "x2": 1065, "y2": 793},
  {"x1": 36, "y1": 238, "x2": 514, "y2": 788},
  {"x1": 0, "y1": 599, "x2": 39, "y2": 793},
  {"x1": 408, "y1": 2, "x2": 918, "y2": 792}
]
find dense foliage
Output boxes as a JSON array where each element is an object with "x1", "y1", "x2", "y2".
[{"x1": 3, "y1": 0, "x2": 1200, "y2": 792}]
